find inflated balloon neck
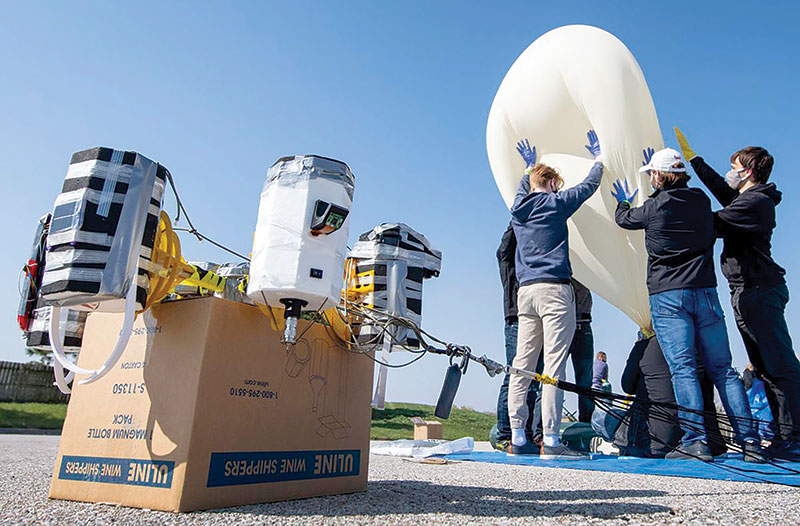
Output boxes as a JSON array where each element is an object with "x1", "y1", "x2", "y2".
[{"x1": 639, "y1": 327, "x2": 655, "y2": 339}]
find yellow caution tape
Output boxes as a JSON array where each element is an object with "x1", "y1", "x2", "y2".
[
  {"x1": 535, "y1": 373, "x2": 558, "y2": 386},
  {"x1": 141, "y1": 211, "x2": 226, "y2": 312}
]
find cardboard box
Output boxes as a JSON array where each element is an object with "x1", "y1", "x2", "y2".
[
  {"x1": 49, "y1": 297, "x2": 374, "y2": 512},
  {"x1": 410, "y1": 417, "x2": 443, "y2": 440}
]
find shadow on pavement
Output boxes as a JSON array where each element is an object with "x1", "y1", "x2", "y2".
[{"x1": 210, "y1": 480, "x2": 672, "y2": 519}]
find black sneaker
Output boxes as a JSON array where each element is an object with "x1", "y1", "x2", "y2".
[
  {"x1": 665, "y1": 441, "x2": 712, "y2": 461},
  {"x1": 507, "y1": 441, "x2": 540, "y2": 455},
  {"x1": 540, "y1": 443, "x2": 590, "y2": 460},
  {"x1": 742, "y1": 440, "x2": 767, "y2": 463},
  {"x1": 766, "y1": 440, "x2": 800, "y2": 461}
]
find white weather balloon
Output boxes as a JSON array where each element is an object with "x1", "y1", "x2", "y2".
[{"x1": 486, "y1": 25, "x2": 662, "y2": 331}]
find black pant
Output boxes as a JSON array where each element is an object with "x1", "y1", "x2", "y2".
[
  {"x1": 732, "y1": 283, "x2": 800, "y2": 440},
  {"x1": 570, "y1": 322, "x2": 595, "y2": 422}
]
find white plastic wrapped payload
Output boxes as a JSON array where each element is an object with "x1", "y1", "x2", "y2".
[
  {"x1": 348, "y1": 223, "x2": 442, "y2": 348},
  {"x1": 486, "y1": 25, "x2": 663, "y2": 331},
  {"x1": 40, "y1": 147, "x2": 166, "y2": 312},
  {"x1": 248, "y1": 155, "x2": 354, "y2": 343}
]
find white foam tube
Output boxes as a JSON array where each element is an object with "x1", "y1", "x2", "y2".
[
  {"x1": 50, "y1": 307, "x2": 95, "y2": 376},
  {"x1": 49, "y1": 279, "x2": 138, "y2": 385},
  {"x1": 371, "y1": 333, "x2": 391, "y2": 409},
  {"x1": 78, "y1": 280, "x2": 137, "y2": 385},
  {"x1": 52, "y1": 360, "x2": 75, "y2": 394}
]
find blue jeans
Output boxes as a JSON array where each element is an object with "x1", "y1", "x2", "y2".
[
  {"x1": 650, "y1": 287, "x2": 758, "y2": 445},
  {"x1": 496, "y1": 321, "x2": 540, "y2": 440}
]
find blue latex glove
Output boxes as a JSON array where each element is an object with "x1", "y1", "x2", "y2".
[
  {"x1": 585, "y1": 129, "x2": 601, "y2": 159},
  {"x1": 642, "y1": 147, "x2": 655, "y2": 166},
  {"x1": 515, "y1": 139, "x2": 536, "y2": 167},
  {"x1": 611, "y1": 179, "x2": 638, "y2": 205}
]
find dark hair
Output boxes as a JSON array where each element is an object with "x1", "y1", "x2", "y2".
[{"x1": 731, "y1": 146, "x2": 773, "y2": 184}]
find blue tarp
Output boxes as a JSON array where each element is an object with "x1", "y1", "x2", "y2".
[{"x1": 443, "y1": 451, "x2": 800, "y2": 486}]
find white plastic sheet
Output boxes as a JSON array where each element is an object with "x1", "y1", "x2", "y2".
[
  {"x1": 371, "y1": 437, "x2": 474, "y2": 458},
  {"x1": 486, "y1": 25, "x2": 664, "y2": 331}
]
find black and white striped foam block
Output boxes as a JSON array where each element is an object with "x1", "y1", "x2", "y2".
[
  {"x1": 40, "y1": 147, "x2": 166, "y2": 311},
  {"x1": 354, "y1": 261, "x2": 425, "y2": 348},
  {"x1": 26, "y1": 298, "x2": 88, "y2": 352}
]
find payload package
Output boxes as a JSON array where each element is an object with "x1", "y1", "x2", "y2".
[
  {"x1": 26, "y1": 299, "x2": 88, "y2": 353},
  {"x1": 39, "y1": 147, "x2": 166, "y2": 312},
  {"x1": 248, "y1": 155, "x2": 354, "y2": 312},
  {"x1": 348, "y1": 223, "x2": 441, "y2": 348}
]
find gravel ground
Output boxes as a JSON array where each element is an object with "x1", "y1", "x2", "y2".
[{"x1": 1, "y1": 435, "x2": 798, "y2": 525}]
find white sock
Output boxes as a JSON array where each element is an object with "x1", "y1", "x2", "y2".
[
  {"x1": 511, "y1": 428, "x2": 527, "y2": 446},
  {"x1": 543, "y1": 434, "x2": 559, "y2": 447}
]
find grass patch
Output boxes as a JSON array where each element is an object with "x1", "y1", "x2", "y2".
[
  {"x1": 371, "y1": 402, "x2": 495, "y2": 441},
  {"x1": 0, "y1": 401, "x2": 496, "y2": 439},
  {"x1": 0, "y1": 402, "x2": 67, "y2": 429}
]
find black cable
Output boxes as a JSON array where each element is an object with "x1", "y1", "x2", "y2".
[
  {"x1": 164, "y1": 169, "x2": 250, "y2": 262},
  {"x1": 590, "y1": 397, "x2": 800, "y2": 487},
  {"x1": 334, "y1": 302, "x2": 800, "y2": 483},
  {"x1": 591, "y1": 396, "x2": 800, "y2": 486}
]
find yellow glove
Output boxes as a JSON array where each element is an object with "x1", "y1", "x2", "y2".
[{"x1": 674, "y1": 127, "x2": 697, "y2": 161}]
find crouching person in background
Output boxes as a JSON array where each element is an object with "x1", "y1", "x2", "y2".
[{"x1": 593, "y1": 335, "x2": 727, "y2": 458}]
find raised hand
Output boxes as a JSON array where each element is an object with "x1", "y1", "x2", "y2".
[
  {"x1": 674, "y1": 127, "x2": 697, "y2": 161},
  {"x1": 585, "y1": 129, "x2": 601, "y2": 159},
  {"x1": 611, "y1": 179, "x2": 639, "y2": 205},
  {"x1": 516, "y1": 139, "x2": 536, "y2": 167},
  {"x1": 642, "y1": 147, "x2": 655, "y2": 166}
]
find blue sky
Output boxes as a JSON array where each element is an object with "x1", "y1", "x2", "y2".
[{"x1": 1, "y1": 2, "x2": 798, "y2": 412}]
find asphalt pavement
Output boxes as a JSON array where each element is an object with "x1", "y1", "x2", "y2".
[{"x1": 1, "y1": 435, "x2": 798, "y2": 525}]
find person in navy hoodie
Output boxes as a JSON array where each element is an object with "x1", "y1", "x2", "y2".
[{"x1": 507, "y1": 131, "x2": 603, "y2": 459}]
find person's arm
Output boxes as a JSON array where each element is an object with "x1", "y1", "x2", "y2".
[
  {"x1": 512, "y1": 173, "x2": 531, "y2": 211},
  {"x1": 713, "y1": 196, "x2": 771, "y2": 238},
  {"x1": 691, "y1": 157, "x2": 739, "y2": 207},
  {"x1": 621, "y1": 340, "x2": 645, "y2": 395},
  {"x1": 511, "y1": 139, "x2": 536, "y2": 211},
  {"x1": 674, "y1": 127, "x2": 738, "y2": 206},
  {"x1": 560, "y1": 162, "x2": 603, "y2": 217},
  {"x1": 560, "y1": 129, "x2": 604, "y2": 217},
  {"x1": 742, "y1": 369, "x2": 754, "y2": 391},
  {"x1": 615, "y1": 200, "x2": 649, "y2": 230}
]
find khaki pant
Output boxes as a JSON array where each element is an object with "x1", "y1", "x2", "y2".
[{"x1": 508, "y1": 282, "x2": 576, "y2": 436}]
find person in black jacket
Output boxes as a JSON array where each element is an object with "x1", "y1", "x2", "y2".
[
  {"x1": 494, "y1": 223, "x2": 539, "y2": 450},
  {"x1": 617, "y1": 336, "x2": 726, "y2": 457},
  {"x1": 612, "y1": 147, "x2": 762, "y2": 462},
  {"x1": 676, "y1": 129, "x2": 800, "y2": 460}
]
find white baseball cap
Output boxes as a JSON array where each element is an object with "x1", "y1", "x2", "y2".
[{"x1": 639, "y1": 148, "x2": 687, "y2": 173}]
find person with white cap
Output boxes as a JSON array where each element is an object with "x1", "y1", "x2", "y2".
[{"x1": 610, "y1": 148, "x2": 764, "y2": 462}]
